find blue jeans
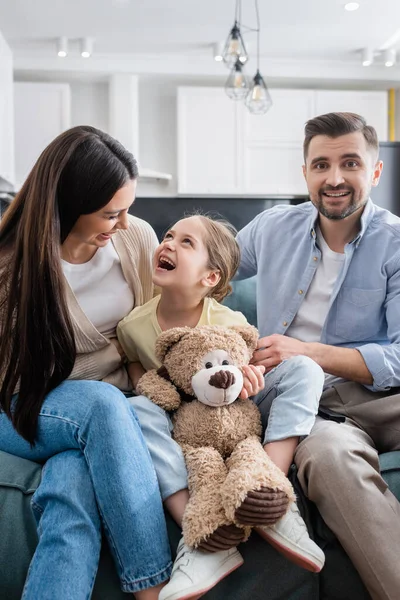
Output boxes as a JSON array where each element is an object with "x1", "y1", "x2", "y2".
[
  {"x1": 129, "y1": 395, "x2": 188, "y2": 501},
  {"x1": 130, "y1": 356, "x2": 324, "y2": 500},
  {"x1": 253, "y1": 355, "x2": 325, "y2": 443},
  {"x1": 0, "y1": 380, "x2": 172, "y2": 599}
]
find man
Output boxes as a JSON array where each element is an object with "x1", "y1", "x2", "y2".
[{"x1": 236, "y1": 112, "x2": 400, "y2": 600}]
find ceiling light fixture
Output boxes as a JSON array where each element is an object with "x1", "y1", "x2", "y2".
[
  {"x1": 344, "y1": 2, "x2": 360, "y2": 11},
  {"x1": 225, "y1": 59, "x2": 249, "y2": 100},
  {"x1": 384, "y1": 48, "x2": 396, "y2": 67},
  {"x1": 80, "y1": 37, "x2": 93, "y2": 58},
  {"x1": 222, "y1": 0, "x2": 248, "y2": 67},
  {"x1": 361, "y1": 47, "x2": 373, "y2": 66},
  {"x1": 57, "y1": 36, "x2": 68, "y2": 58},
  {"x1": 245, "y1": 0, "x2": 272, "y2": 115},
  {"x1": 213, "y1": 42, "x2": 224, "y2": 62}
]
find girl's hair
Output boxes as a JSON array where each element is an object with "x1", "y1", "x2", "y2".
[
  {"x1": 0, "y1": 125, "x2": 138, "y2": 444},
  {"x1": 192, "y1": 213, "x2": 240, "y2": 303}
]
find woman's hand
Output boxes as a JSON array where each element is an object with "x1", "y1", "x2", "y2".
[
  {"x1": 239, "y1": 364, "x2": 265, "y2": 399},
  {"x1": 109, "y1": 338, "x2": 126, "y2": 362}
]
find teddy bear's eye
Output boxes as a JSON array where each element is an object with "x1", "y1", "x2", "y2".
[
  {"x1": 222, "y1": 360, "x2": 229, "y2": 365},
  {"x1": 205, "y1": 362, "x2": 213, "y2": 369}
]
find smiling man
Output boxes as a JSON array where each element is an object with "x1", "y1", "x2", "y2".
[{"x1": 236, "y1": 112, "x2": 400, "y2": 600}]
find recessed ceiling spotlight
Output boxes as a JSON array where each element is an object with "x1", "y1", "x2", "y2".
[
  {"x1": 362, "y1": 47, "x2": 373, "y2": 66},
  {"x1": 213, "y1": 42, "x2": 224, "y2": 62},
  {"x1": 80, "y1": 37, "x2": 93, "y2": 58},
  {"x1": 384, "y1": 48, "x2": 396, "y2": 67},
  {"x1": 344, "y1": 2, "x2": 360, "y2": 10},
  {"x1": 57, "y1": 36, "x2": 68, "y2": 58}
]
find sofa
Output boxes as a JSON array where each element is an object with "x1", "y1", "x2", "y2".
[{"x1": 1, "y1": 277, "x2": 399, "y2": 600}]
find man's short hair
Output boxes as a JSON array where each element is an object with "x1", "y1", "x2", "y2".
[{"x1": 303, "y1": 112, "x2": 379, "y2": 161}]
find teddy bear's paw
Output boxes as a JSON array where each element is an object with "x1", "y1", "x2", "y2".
[
  {"x1": 196, "y1": 524, "x2": 249, "y2": 552},
  {"x1": 136, "y1": 369, "x2": 181, "y2": 411},
  {"x1": 234, "y1": 487, "x2": 290, "y2": 527},
  {"x1": 182, "y1": 489, "x2": 230, "y2": 548},
  {"x1": 220, "y1": 436, "x2": 295, "y2": 523}
]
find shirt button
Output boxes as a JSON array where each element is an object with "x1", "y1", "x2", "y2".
[
  {"x1": 313, "y1": 256, "x2": 318, "y2": 261},
  {"x1": 283, "y1": 321, "x2": 288, "y2": 327},
  {"x1": 298, "y1": 289, "x2": 303, "y2": 295}
]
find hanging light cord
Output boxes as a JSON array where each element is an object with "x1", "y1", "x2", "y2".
[
  {"x1": 238, "y1": 0, "x2": 259, "y2": 35},
  {"x1": 235, "y1": 0, "x2": 239, "y2": 22},
  {"x1": 255, "y1": 0, "x2": 260, "y2": 71}
]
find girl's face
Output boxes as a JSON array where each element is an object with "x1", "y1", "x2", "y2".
[
  {"x1": 64, "y1": 179, "x2": 136, "y2": 251},
  {"x1": 153, "y1": 216, "x2": 220, "y2": 295}
]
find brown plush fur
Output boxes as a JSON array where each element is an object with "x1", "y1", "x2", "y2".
[{"x1": 138, "y1": 324, "x2": 295, "y2": 548}]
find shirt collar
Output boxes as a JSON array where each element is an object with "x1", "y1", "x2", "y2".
[{"x1": 309, "y1": 198, "x2": 375, "y2": 244}]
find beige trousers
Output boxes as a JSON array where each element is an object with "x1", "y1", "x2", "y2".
[{"x1": 295, "y1": 382, "x2": 400, "y2": 600}]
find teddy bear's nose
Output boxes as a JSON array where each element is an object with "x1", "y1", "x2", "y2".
[{"x1": 208, "y1": 370, "x2": 236, "y2": 389}]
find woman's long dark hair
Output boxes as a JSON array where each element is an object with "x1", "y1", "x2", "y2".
[{"x1": 0, "y1": 126, "x2": 138, "y2": 444}]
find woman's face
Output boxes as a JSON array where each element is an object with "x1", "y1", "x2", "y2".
[{"x1": 65, "y1": 179, "x2": 136, "y2": 250}]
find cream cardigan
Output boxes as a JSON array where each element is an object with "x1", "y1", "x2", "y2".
[
  {"x1": 1, "y1": 215, "x2": 158, "y2": 393},
  {"x1": 66, "y1": 215, "x2": 158, "y2": 390}
]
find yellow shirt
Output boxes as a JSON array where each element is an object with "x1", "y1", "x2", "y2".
[{"x1": 117, "y1": 295, "x2": 248, "y2": 370}]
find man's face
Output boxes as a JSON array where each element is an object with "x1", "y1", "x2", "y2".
[{"x1": 302, "y1": 131, "x2": 383, "y2": 220}]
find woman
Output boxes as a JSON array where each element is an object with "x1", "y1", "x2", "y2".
[{"x1": 0, "y1": 126, "x2": 172, "y2": 599}]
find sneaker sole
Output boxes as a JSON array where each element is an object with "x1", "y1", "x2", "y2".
[
  {"x1": 160, "y1": 554, "x2": 244, "y2": 600},
  {"x1": 256, "y1": 528, "x2": 324, "y2": 573}
]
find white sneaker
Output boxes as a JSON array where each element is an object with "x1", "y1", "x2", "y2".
[
  {"x1": 158, "y1": 536, "x2": 243, "y2": 600},
  {"x1": 255, "y1": 502, "x2": 325, "y2": 573}
]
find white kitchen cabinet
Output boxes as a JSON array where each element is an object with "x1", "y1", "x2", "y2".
[
  {"x1": 0, "y1": 31, "x2": 15, "y2": 186},
  {"x1": 177, "y1": 87, "x2": 240, "y2": 195},
  {"x1": 14, "y1": 82, "x2": 71, "y2": 188},
  {"x1": 315, "y1": 90, "x2": 388, "y2": 141},
  {"x1": 177, "y1": 87, "x2": 388, "y2": 196},
  {"x1": 239, "y1": 90, "x2": 314, "y2": 195}
]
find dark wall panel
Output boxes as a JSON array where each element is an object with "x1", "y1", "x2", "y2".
[{"x1": 130, "y1": 197, "x2": 307, "y2": 240}]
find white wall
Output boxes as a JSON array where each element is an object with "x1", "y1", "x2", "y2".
[
  {"x1": 70, "y1": 81, "x2": 109, "y2": 132},
  {"x1": 137, "y1": 78, "x2": 177, "y2": 196}
]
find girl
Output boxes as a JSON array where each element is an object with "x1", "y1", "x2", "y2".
[{"x1": 118, "y1": 214, "x2": 325, "y2": 600}]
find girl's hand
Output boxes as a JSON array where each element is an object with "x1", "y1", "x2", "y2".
[{"x1": 239, "y1": 364, "x2": 265, "y2": 399}]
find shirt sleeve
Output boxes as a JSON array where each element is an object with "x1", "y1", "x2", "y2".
[
  {"x1": 235, "y1": 213, "x2": 261, "y2": 280},
  {"x1": 117, "y1": 313, "x2": 140, "y2": 363},
  {"x1": 356, "y1": 254, "x2": 400, "y2": 391}
]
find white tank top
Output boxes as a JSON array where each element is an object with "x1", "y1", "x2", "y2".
[{"x1": 62, "y1": 242, "x2": 134, "y2": 338}]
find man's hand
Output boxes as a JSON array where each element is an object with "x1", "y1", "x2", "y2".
[
  {"x1": 251, "y1": 334, "x2": 307, "y2": 372},
  {"x1": 197, "y1": 524, "x2": 247, "y2": 553},
  {"x1": 235, "y1": 487, "x2": 289, "y2": 526},
  {"x1": 239, "y1": 364, "x2": 265, "y2": 399}
]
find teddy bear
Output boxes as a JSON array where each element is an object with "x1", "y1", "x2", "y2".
[{"x1": 137, "y1": 324, "x2": 295, "y2": 549}]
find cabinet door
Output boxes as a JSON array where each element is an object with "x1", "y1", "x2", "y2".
[
  {"x1": 314, "y1": 90, "x2": 388, "y2": 141},
  {"x1": 177, "y1": 87, "x2": 239, "y2": 195},
  {"x1": 14, "y1": 83, "x2": 71, "y2": 188},
  {"x1": 239, "y1": 89, "x2": 315, "y2": 195},
  {"x1": 0, "y1": 31, "x2": 15, "y2": 186}
]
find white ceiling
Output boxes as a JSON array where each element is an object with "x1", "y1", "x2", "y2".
[{"x1": 2, "y1": 0, "x2": 400, "y2": 82}]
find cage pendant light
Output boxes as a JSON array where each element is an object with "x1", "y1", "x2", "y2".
[
  {"x1": 222, "y1": 0, "x2": 248, "y2": 67},
  {"x1": 245, "y1": 0, "x2": 272, "y2": 115},
  {"x1": 225, "y1": 58, "x2": 249, "y2": 100}
]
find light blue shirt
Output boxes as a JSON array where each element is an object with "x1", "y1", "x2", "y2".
[{"x1": 236, "y1": 200, "x2": 400, "y2": 392}]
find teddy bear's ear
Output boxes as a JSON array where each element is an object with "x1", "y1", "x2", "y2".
[
  {"x1": 155, "y1": 326, "x2": 193, "y2": 362},
  {"x1": 229, "y1": 325, "x2": 259, "y2": 352}
]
